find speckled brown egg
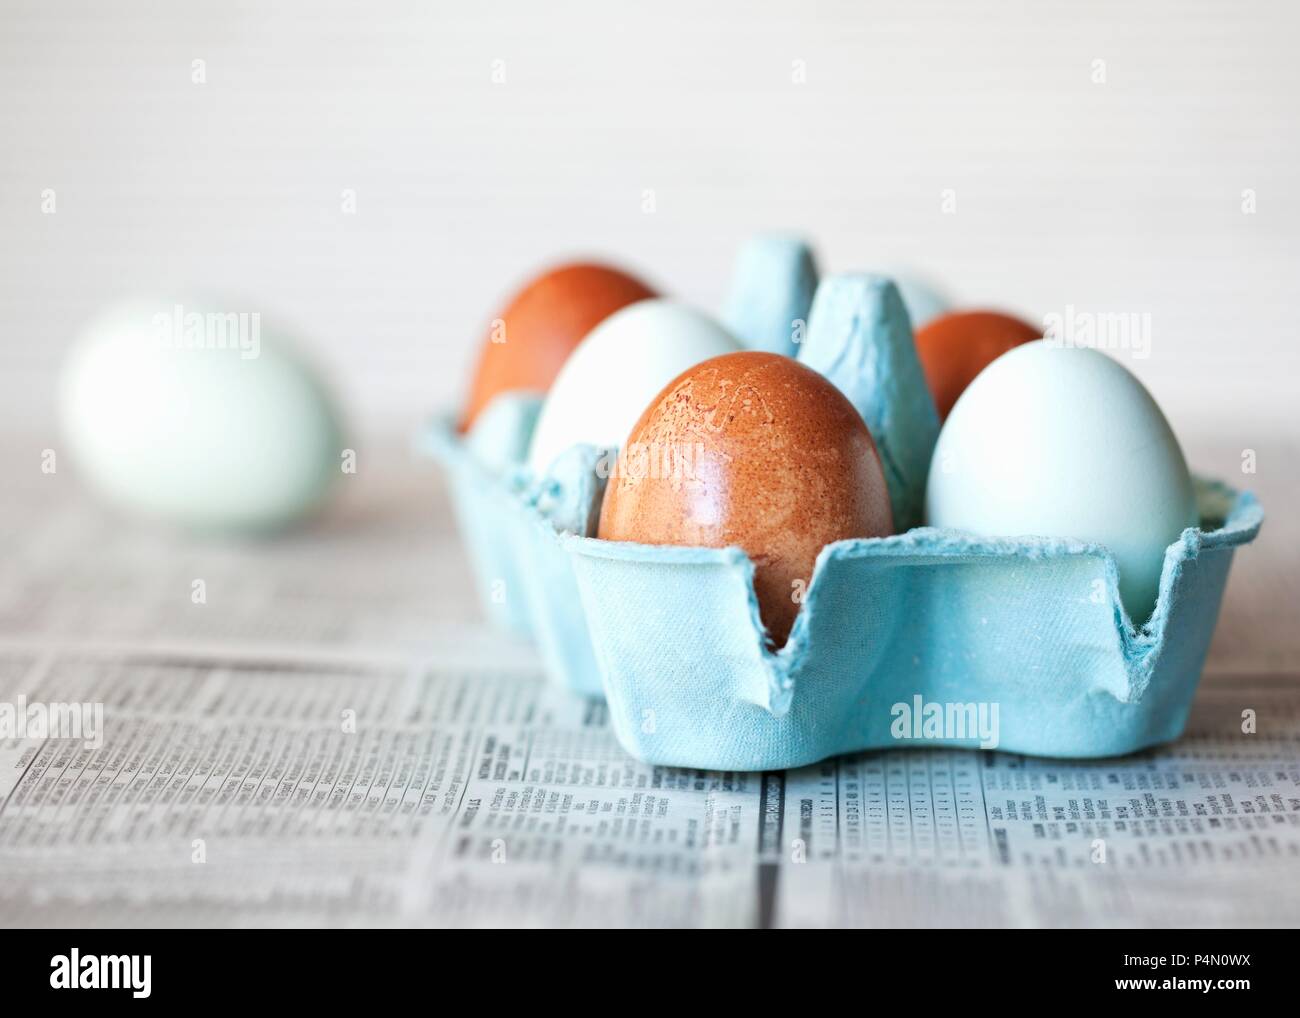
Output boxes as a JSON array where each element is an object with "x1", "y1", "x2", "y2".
[
  {"x1": 914, "y1": 310, "x2": 1041, "y2": 420},
  {"x1": 460, "y1": 262, "x2": 655, "y2": 431},
  {"x1": 597, "y1": 351, "x2": 893, "y2": 647}
]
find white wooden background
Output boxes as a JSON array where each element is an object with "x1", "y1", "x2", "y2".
[
  {"x1": 0, "y1": 1, "x2": 1294, "y2": 666},
  {"x1": 2, "y1": 0, "x2": 1297, "y2": 431}
]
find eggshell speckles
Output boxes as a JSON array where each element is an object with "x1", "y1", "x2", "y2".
[
  {"x1": 526, "y1": 299, "x2": 739, "y2": 476},
  {"x1": 460, "y1": 262, "x2": 655, "y2": 431},
  {"x1": 598, "y1": 351, "x2": 893, "y2": 646},
  {"x1": 914, "y1": 310, "x2": 1041, "y2": 420}
]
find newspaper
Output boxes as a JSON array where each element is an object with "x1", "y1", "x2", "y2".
[
  {"x1": 1, "y1": 440, "x2": 1298, "y2": 928},
  {"x1": 2, "y1": 643, "x2": 1298, "y2": 928}
]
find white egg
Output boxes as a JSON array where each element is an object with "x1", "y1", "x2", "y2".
[
  {"x1": 60, "y1": 299, "x2": 344, "y2": 531},
  {"x1": 526, "y1": 299, "x2": 740, "y2": 475},
  {"x1": 925, "y1": 341, "x2": 1197, "y2": 624}
]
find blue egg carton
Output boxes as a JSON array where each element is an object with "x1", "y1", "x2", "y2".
[
  {"x1": 421, "y1": 241, "x2": 1261, "y2": 770},
  {"x1": 421, "y1": 412, "x2": 607, "y2": 696},
  {"x1": 421, "y1": 236, "x2": 823, "y2": 693},
  {"x1": 564, "y1": 479, "x2": 1259, "y2": 769}
]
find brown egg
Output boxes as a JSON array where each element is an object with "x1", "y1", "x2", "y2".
[
  {"x1": 914, "y1": 310, "x2": 1041, "y2": 420},
  {"x1": 598, "y1": 351, "x2": 893, "y2": 647},
  {"x1": 460, "y1": 262, "x2": 655, "y2": 431}
]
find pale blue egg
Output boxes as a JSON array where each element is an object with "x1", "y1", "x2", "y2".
[
  {"x1": 925, "y1": 341, "x2": 1198, "y2": 624},
  {"x1": 60, "y1": 299, "x2": 344, "y2": 531}
]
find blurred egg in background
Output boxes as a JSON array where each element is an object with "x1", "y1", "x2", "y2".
[{"x1": 59, "y1": 298, "x2": 345, "y2": 532}]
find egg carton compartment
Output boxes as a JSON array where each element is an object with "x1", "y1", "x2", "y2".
[
  {"x1": 422, "y1": 416, "x2": 534, "y2": 636},
  {"x1": 420, "y1": 413, "x2": 606, "y2": 695},
  {"x1": 420, "y1": 235, "x2": 826, "y2": 690},
  {"x1": 564, "y1": 479, "x2": 1261, "y2": 770}
]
